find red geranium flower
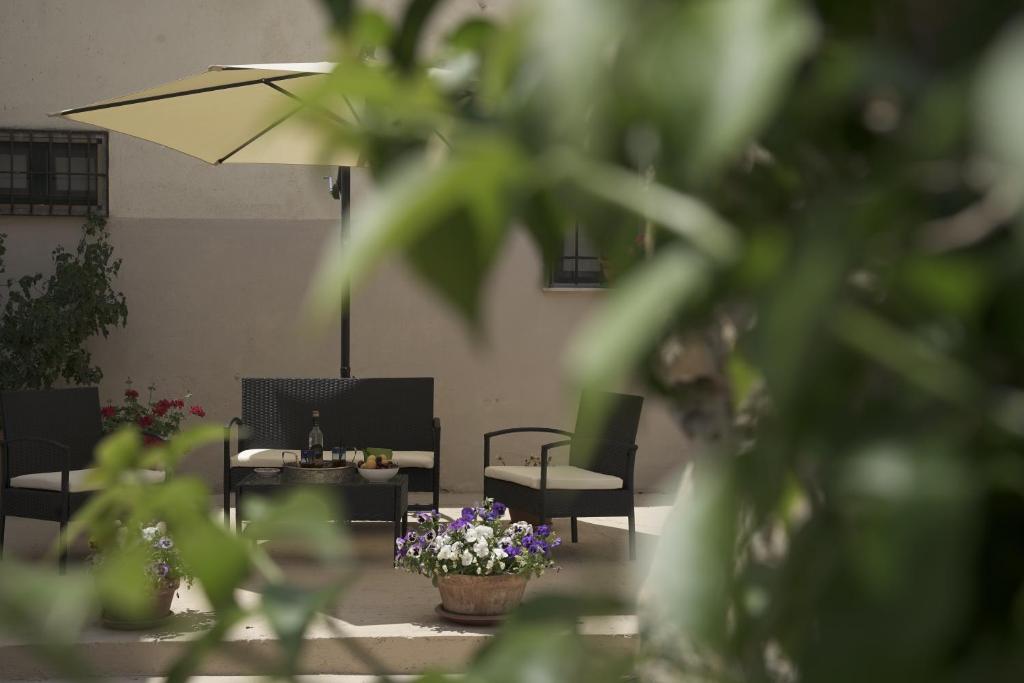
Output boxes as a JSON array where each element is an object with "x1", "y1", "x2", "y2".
[
  {"x1": 173, "y1": 399, "x2": 185, "y2": 408},
  {"x1": 153, "y1": 399, "x2": 170, "y2": 416},
  {"x1": 100, "y1": 405, "x2": 116, "y2": 418},
  {"x1": 125, "y1": 388, "x2": 139, "y2": 399},
  {"x1": 189, "y1": 405, "x2": 206, "y2": 418},
  {"x1": 138, "y1": 415, "x2": 154, "y2": 428}
]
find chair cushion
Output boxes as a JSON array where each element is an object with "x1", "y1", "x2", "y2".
[
  {"x1": 343, "y1": 450, "x2": 435, "y2": 469},
  {"x1": 9, "y1": 468, "x2": 165, "y2": 493},
  {"x1": 484, "y1": 465, "x2": 623, "y2": 490},
  {"x1": 231, "y1": 449, "x2": 300, "y2": 467}
]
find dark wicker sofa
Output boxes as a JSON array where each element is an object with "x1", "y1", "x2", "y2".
[{"x1": 223, "y1": 377, "x2": 441, "y2": 521}]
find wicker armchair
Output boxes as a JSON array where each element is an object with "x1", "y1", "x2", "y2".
[
  {"x1": 483, "y1": 391, "x2": 644, "y2": 559},
  {"x1": 223, "y1": 377, "x2": 441, "y2": 523},
  {"x1": 0, "y1": 387, "x2": 164, "y2": 570}
]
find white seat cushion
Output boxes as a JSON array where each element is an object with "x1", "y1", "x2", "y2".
[
  {"x1": 343, "y1": 450, "x2": 435, "y2": 469},
  {"x1": 484, "y1": 465, "x2": 622, "y2": 491},
  {"x1": 10, "y1": 468, "x2": 165, "y2": 493},
  {"x1": 231, "y1": 449, "x2": 300, "y2": 467},
  {"x1": 392, "y1": 451, "x2": 435, "y2": 469}
]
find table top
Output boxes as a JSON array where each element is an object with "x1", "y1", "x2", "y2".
[{"x1": 237, "y1": 470, "x2": 408, "y2": 490}]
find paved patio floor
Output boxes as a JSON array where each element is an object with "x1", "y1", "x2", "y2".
[{"x1": 0, "y1": 494, "x2": 672, "y2": 679}]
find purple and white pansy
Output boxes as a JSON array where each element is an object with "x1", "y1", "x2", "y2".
[{"x1": 395, "y1": 498, "x2": 559, "y2": 579}]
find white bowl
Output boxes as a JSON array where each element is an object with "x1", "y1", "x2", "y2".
[{"x1": 357, "y1": 466, "x2": 399, "y2": 482}]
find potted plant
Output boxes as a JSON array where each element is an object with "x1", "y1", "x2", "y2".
[
  {"x1": 91, "y1": 521, "x2": 193, "y2": 629},
  {"x1": 101, "y1": 382, "x2": 206, "y2": 445},
  {"x1": 395, "y1": 499, "x2": 560, "y2": 620}
]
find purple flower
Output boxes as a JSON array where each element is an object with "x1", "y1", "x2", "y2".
[
  {"x1": 405, "y1": 531, "x2": 418, "y2": 542},
  {"x1": 492, "y1": 502, "x2": 507, "y2": 517},
  {"x1": 530, "y1": 542, "x2": 547, "y2": 554},
  {"x1": 461, "y1": 507, "x2": 475, "y2": 521},
  {"x1": 551, "y1": 537, "x2": 562, "y2": 548},
  {"x1": 537, "y1": 524, "x2": 551, "y2": 537},
  {"x1": 449, "y1": 518, "x2": 468, "y2": 531},
  {"x1": 506, "y1": 546, "x2": 521, "y2": 557},
  {"x1": 522, "y1": 535, "x2": 534, "y2": 547},
  {"x1": 153, "y1": 562, "x2": 170, "y2": 577},
  {"x1": 395, "y1": 537, "x2": 405, "y2": 549},
  {"x1": 156, "y1": 537, "x2": 173, "y2": 550},
  {"x1": 416, "y1": 512, "x2": 433, "y2": 523}
]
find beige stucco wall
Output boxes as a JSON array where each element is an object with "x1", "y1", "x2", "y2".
[{"x1": 0, "y1": 0, "x2": 690, "y2": 495}]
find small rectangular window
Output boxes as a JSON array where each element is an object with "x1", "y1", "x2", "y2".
[
  {"x1": 548, "y1": 222, "x2": 606, "y2": 288},
  {"x1": 0, "y1": 129, "x2": 108, "y2": 216}
]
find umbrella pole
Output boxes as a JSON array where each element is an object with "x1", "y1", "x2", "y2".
[{"x1": 339, "y1": 166, "x2": 352, "y2": 378}]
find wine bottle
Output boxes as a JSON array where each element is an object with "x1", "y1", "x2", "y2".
[{"x1": 308, "y1": 409, "x2": 325, "y2": 462}]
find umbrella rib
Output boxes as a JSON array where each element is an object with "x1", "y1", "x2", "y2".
[
  {"x1": 58, "y1": 73, "x2": 316, "y2": 116},
  {"x1": 263, "y1": 81, "x2": 350, "y2": 128},
  {"x1": 214, "y1": 106, "x2": 301, "y2": 165}
]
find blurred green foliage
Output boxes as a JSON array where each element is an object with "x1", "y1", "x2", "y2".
[
  {"x1": 305, "y1": 0, "x2": 1024, "y2": 681},
  {"x1": 6, "y1": 0, "x2": 1024, "y2": 681}
]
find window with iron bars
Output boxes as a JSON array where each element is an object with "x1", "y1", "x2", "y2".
[
  {"x1": 0, "y1": 129, "x2": 108, "y2": 216},
  {"x1": 547, "y1": 222, "x2": 607, "y2": 288}
]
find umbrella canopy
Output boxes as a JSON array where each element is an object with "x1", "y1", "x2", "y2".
[
  {"x1": 55, "y1": 63, "x2": 359, "y2": 167},
  {"x1": 55, "y1": 63, "x2": 361, "y2": 376}
]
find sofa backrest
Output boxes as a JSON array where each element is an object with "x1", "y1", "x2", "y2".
[{"x1": 240, "y1": 378, "x2": 435, "y2": 452}]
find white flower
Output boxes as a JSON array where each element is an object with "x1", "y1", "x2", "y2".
[
  {"x1": 461, "y1": 550, "x2": 475, "y2": 566},
  {"x1": 512, "y1": 521, "x2": 533, "y2": 534},
  {"x1": 474, "y1": 541, "x2": 489, "y2": 557},
  {"x1": 472, "y1": 525, "x2": 494, "y2": 538},
  {"x1": 464, "y1": 527, "x2": 479, "y2": 543},
  {"x1": 141, "y1": 526, "x2": 159, "y2": 541},
  {"x1": 491, "y1": 547, "x2": 507, "y2": 560}
]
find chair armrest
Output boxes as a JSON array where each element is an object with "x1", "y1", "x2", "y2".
[
  {"x1": 483, "y1": 427, "x2": 573, "y2": 467},
  {"x1": 539, "y1": 439, "x2": 572, "y2": 465},
  {"x1": 223, "y1": 417, "x2": 243, "y2": 468},
  {"x1": 432, "y1": 417, "x2": 442, "y2": 467},
  {"x1": 538, "y1": 439, "x2": 572, "y2": 492},
  {"x1": 2, "y1": 437, "x2": 72, "y2": 490},
  {"x1": 624, "y1": 444, "x2": 638, "y2": 491}
]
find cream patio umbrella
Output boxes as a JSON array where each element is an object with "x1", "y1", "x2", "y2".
[{"x1": 55, "y1": 62, "x2": 362, "y2": 376}]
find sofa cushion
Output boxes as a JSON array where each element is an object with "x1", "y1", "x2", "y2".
[
  {"x1": 231, "y1": 449, "x2": 300, "y2": 467},
  {"x1": 484, "y1": 465, "x2": 622, "y2": 490},
  {"x1": 343, "y1": 450, "x2": 435, "y2": 469},
  {"x1": 10, "y1": 468, "x2": 165, "y2": 493}
]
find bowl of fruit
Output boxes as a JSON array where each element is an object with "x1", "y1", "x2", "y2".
[{"x1": 357, "y1": 452, "x2": 400, "y2": 482}]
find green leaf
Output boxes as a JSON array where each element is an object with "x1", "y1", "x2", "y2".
[
  {"x1": 261, "y1": 583, "x2": 343, "y2": 673},
  {"x1": 975, "y1": 18, "x2": 1024, "y2": 193},
  {"x1": 175, "y1": 523, "x2": 251, "y2": 610},
  {"x1": 636, "y1": 0, "x2": 816, "y2": 180},
  {"x1": 567, "y1": 245, "x2": 714, "y2": 394},
  {"x1": 307, "y1": 137, "x2": 525, "y2": 327},
  {"x1": 0, "y1": 563, "x2": 97, "y2": 680},
  {"x1": 553, "y1": 151, "x2": 741, "y2": 265},
  {"x1": 242, "y1": 488, "x2": 351, "y2": 565},
  {"x1": 644, "y1": 459, "x2": 737, "y2": 648},
  {"x1": 391, "y1": 0, "x2": 444, "y2": 72}
]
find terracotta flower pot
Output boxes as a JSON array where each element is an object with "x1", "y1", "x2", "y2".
[
  {"x1": 436, "y1": 574, "x2": 528, "y2": 616},
  {"x1": 101, "y1": 578, "x2": 179, "y2": 630}
]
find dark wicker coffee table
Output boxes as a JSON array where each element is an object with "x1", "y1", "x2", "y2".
[{"x1": 235, "y1": 471, "x2": 409, "y2": 545}]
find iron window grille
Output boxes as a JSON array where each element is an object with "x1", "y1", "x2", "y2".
[
  {"x1": 0, "y1": 129, "x2": 108, "y2": 216},
  {"x1": 548, "y1": 222, "x2": 606, "y2": 288}
]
